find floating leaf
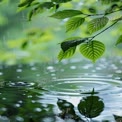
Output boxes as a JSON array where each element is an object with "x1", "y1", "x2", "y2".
[
  {"x1": 81, "y1": 88, "x2": 99, "y2": 95},
  {"x1": 61, "y1": 37, "x2": 87, "y2": 52},
  {"x1": 50, "y1": 10, "x2": 82, "y2": 19},
  {"x1": 79, "y1": 40, "x2": 105, "y2": 62},
  {"x1": 88, "y1": 17, "x2": 109, "y2": 34},
  {"x1": 113, "y1": 115, "x2": 122, "y2": 122},
  {"x1": 66, "y1": 17, "x2": 85, "y2": 32},
  {"x1": 58, "y1": 47, "x2": 76, "y2": 61},
  {"x1": 78, "y1": 95, "x2": 104, "y2": 118},
  {"x1": 116, "y1": 35, "x2": 122, "y2": 46}
]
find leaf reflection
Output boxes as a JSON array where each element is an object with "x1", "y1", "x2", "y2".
[{"x1": 57, "y1": 88, "x2": 105, "y2": 122}]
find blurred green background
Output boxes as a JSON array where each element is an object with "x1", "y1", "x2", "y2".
[{"x1": 0, "y1": 0, "x2": 122, "y2": 65}]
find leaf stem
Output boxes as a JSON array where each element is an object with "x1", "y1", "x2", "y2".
[
  {"x1": 82, "y1": 8, "x2": 122, "y2": 17},
  {"x1": 89, "y1": 20, "x2": 118, "y2": 41}
]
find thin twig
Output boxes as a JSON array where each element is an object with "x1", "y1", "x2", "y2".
[
  {"x1": 89, "y1": 20, "x2": 118, "y2": 41},
  {"x1": 81, "y1": 8, "x2": 122, "y2": 17}
]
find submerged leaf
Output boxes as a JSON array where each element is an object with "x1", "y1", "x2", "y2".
[
  {"x1": 116, "y1": 35, "x2": 122, "y2": 46},
  {"x1": 78, "y1": 95, "x2": 104, "y2": 118},
  {"x1": 79, "y1": 40, "x2": 105, "y2": 62},
  {"x1": 50, "y1": 10, "x2": 82, "y2": 19},
  {"x1": 88, "y1": 16, "x2": 109, "y2": 34},
  {"x1": 66, "y1": 17, "x2": 85, "y2": 32},
  {"x1": 58, "y1": 47, "x2": 76, "y2": 61}
]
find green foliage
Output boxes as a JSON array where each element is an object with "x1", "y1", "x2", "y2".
[
  {"x1": 78, "y1": 96, "x2": 104, "y2": 118},
  {"x1": 16, "y1": 0, "x2": 122, "y2": 62},
  {"x1": 28, "y1": 2, "x2": 55, "y2": 21},
  {"x1": 79, "y1": 40, "x2": 105, "y2": 62},
  {"x1": 0, "y1": 0, "x2": 122, "y2": 64},
  {"x1": 50, "y1": 10, "x2": 82, "y2": 19},
  {"x1": 66, "y1": 17, "x2": 85, "y2": 32},
  {"x1": 58, "y1": 47, "x2": 76, "y2": 61},
  {"x1": 88, "y1": 17, "x2": 109, "y2": 34},
  {"x1": 116, "y1": 35, "x2": 122, "y2": 46},
  {"x1": 18, "y1": 0, "x2": 36, "y2": 7}
]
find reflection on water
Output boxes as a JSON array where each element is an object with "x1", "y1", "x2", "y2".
[{"x1": 0, "y1": 57, "x2": 122, "y2": 121}]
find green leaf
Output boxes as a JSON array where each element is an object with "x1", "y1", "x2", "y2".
[
  {"x1": 61, "y1": 37, "x2": 87, "y2": 52},
  {"x1": 18, "y1": 0, "x2": 35, "y2": 7},
  {"x1": 88, "y1": 17, "x2": 109, "y2": 34},
  {"x1": 50, "y1": 10, "x2": 82, "y2": 19},
  {"x1": 58, "y1": 47, "x2": 76, "y2": 61},
  {"x1": 112, "y1": 16, "x2": 122, "y2": 22},
  {"x1": 79, "y1": 40, "x2": 105, "y2": 62},
  {"x1": 116, "y1": 35, "x2": 122, "y2": 46},
  {"x1": 51, "y1": 0, "x2": 72, "y2": 3},
  {"x1": 78, "y1": 95, "x2": 104, "y2": 118},
  {"x1": 21, "y1": 41, "x2": 28, "y2": 49},
  {"x1": 41, "y1": 2, "x2": 54, "y2": 9},
  {"x1": 66, "y1": 17, "x2": 85, "y2": 32}
]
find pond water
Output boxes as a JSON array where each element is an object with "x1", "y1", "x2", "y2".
[{"x1": 0, "y1": 57, "x2": 122, "y2": 122}]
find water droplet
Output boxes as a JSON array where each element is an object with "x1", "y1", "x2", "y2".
[
  {"x1": 70, "y1": 66, "x2": 76, "y2": 69},
  {"x1": 96, "y1": 67, "x2": 102, "y2": 70},
  {"x1": 0, "y1": 107, "x2": 7, "y2": 112},
  {"x1": 31, "y1": 67, "x2": 37, "y2": 71},
  {"x1": 14, "y1": 104, "x2": 21, "y2": 107},
  {"x1": 0, "y1": 72, "x2": 3, "y2": 75},
  {"x1": 47, "y1": 66, "x2": 54, "y2": 70},
  {"x1": 18, "y1": 100, "x2": 23, "y2": 104},
  {"x1": 16, "y1": 69, "x2": 22, "y2": 73},
  {"x1": 51, "y1": 73, "x2": 55, "y2": 76},
  {"x1": 16, "y1": 116, "x2": 24, "y2": 122},
  {"x1": 17, "y1": 76, "x2": 20, "y2": 79},
  {"x1": 28, "y1": 95, "x2": 32, "y2": 98},
  {"x1": 31, "y1": 100, "x2": 36, "y2": 103},
  {"x1": 2, "y1": 98, "x2": 6, "y2": 100},
  {"x1": 36, "y1": 74, "x2": 40, "y2": 77},
  {"x1": 60, "y1": 69, "x2": 64, "y2": 72},
  {"x1": 115, "y1": 70, "x2": 122, "y2": 73},
  {"x1": 34, "y1": 108, "x2": 42, "y2": 112},
  {"x1": 0, "y1": 116, "x2": 10, "y2": 121}
]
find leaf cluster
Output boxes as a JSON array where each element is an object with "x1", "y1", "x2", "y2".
[{"x1": 18, "y1": 0, "x2": 122, "y2": 62}]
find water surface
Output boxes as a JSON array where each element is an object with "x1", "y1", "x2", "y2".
[{"x1": 0, "y1": 57, "x2": 122, "y2": 122}]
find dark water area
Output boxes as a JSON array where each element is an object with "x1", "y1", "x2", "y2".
[{"x1": 0, "y1": 57, "x2": 122, "y2": 122}]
